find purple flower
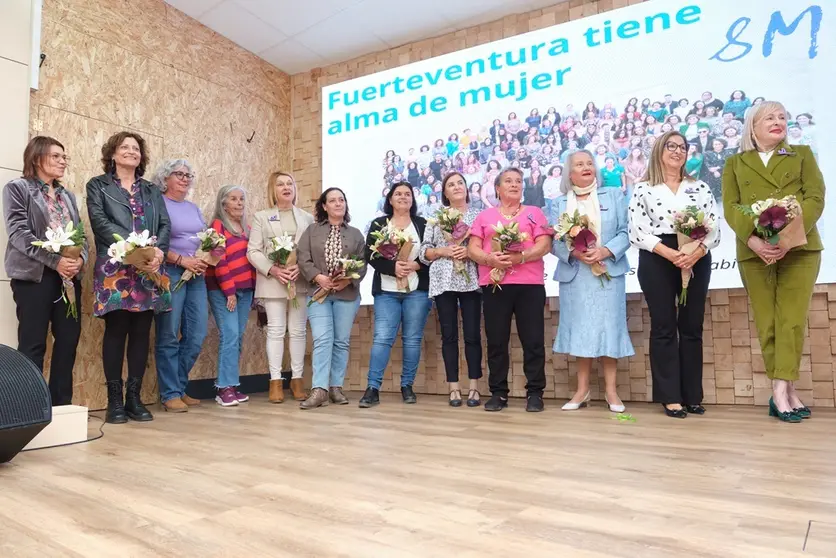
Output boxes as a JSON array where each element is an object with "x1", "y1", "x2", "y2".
[
  {"x1": 689, "y1": 226, "x2": 708, "y2": 240},
  {"x1": 377, "y1": 242, "x2": 399, "y2": 260},
  {"x1": 758, "y1": 206, "x2": 788, "y2": 230},
  {"x1": 451, "y1": 221, "x2": 469, "y2": 241},
  {"x1": 573, "y1": 228, "x2": 596, "y2": 252},
  {"x1": 505, "y1": 241, "x2": 524, "y2": 252}
]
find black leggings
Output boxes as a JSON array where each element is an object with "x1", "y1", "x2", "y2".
[
  {"x1": 435, "y1": 290, "x2": 482, "y2": 383},
  {"x1": 102, "y1": 310, "x2": 154, "y2": 382}
]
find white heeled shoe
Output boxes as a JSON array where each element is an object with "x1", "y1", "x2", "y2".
[
  {"x1": 606, "y1": 396, "x2": 626, "y2": 413},
  {"x1": 561, "y1": 392, "x2": 590, "y2": 411}
]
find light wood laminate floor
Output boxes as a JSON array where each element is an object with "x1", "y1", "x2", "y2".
[{"x1": 2, "y1": 393, "x2": 835, "y2": 557}]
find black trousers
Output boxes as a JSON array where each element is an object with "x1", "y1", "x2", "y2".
[
  {"x1": 10, "y1": 269, "x2": 82, "y2": 406},
  {"x1": 102, "y1": 310, "x2": 154, "y2": 382},
  {"x1": 482, "y1": 284, "x2": 546, "y2": 397},
  {"x1": 637, "y1": 235, "x2": 711, "y2": 405},
  {"x1": 435, "y1": 290, "x2": 483, "y2": 383}
]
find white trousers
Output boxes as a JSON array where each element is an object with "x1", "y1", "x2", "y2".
[{"x1": 263, "y1": 297, "x2": 307, "y2": 380}]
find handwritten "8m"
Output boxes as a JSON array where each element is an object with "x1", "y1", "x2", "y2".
[{"x1": 711, "y1": 6, "x2": 822, "y2": 62}]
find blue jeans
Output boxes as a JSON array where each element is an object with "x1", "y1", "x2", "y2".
[
  {"x1": 307, "y1": 296, "x2": 361, "y2": 390},
  {"x1": 155, "y1": 264, "x2": 208, "y2": 402},
  {"x1": 367, "y1": 290, "x2": 432, "y2": 390},
  {"x1": 208, "y1": 289, "x2": 254, "y2": 388}
]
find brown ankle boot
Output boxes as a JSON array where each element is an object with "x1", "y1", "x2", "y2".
[
  {"x1": 329, "y1": 387, "x2": 349, "y2": 405},
  {"x1": 300, "y1": 388, "x2": 329, "y2": 410},
  {"x1": 268, "y1": 380, "x2": 284, "y2": 403},
  {"x1": 181, "y1": 394, "x2": 201, "y2": 406},
  {"x1": 163, "y1": 398, "x2": 188, "y2": 413},
  {"x1": 290, "y1": 378, "x2": 307, "y2": 401}
]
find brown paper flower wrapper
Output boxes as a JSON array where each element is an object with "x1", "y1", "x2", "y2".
[
  {"x1": 60, "y1": 245, "x2": 83, "y2": 318},
  {"x1": 280, "y1": 250, "x2": 298, "y2": 302},
  {"x1": 442, "y1": 231, "x2": 471, "y2": 278},
  {"x1": 179, "y1": 247, "x2": 223, "y2": 284},
  {"x1": 396, "y1": 240, "x2": 414, "y2": 291},
  {"x1": 124, "y1": 246, "x2": 169, "y2": 292},
  {"x1": 777, "y1": 211, "x2": 807, "y2": 251},
  {"x1": 676, "y1": 233, "x2": 703, "y2": 305}
]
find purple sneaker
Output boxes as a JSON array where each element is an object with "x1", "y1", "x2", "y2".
[
  {"x1": 216, "y1": 387, "x2": 239, "y2": 407},
  {"x1": 234, "y1": 389, "x2": 249, "y2": 403}
]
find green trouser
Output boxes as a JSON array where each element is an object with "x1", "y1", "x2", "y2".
[{"x1": 738, "y1": 251, "x2": 821, "y2": 381}]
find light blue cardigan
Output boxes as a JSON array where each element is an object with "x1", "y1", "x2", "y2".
[{"x1": 549, "y1": 188, "x2": 631, "y2": 283}]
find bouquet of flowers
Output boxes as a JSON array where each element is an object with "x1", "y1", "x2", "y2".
[
  {"x1": 428, "y1": 206, "x2": 471, "y2": 281},
  {"x1": 31, "y1": 221, "x2": 85, "y2": 319},
  {"x1": 174, "y1": 228, "x2": 227, "y2": 290},
  {"x1": 671, "y1": 206, "x2": 714, "y2": 305},
  {"x1": 108, "y1": 230, "x2": 169, "y2": 292},
  {"x1": 554, "y1": 210, "x2": 611, "y2": 286},
  {"x1": 733, "y1": 195, "x2": 806, "y2": 251},
  {"x1": 370, "y1": 220, "x2": 415, "y2": 291},
  {"x1": 268, "y1": 232, "x2": 299, "y2": 307},
  {"x1": 308, "y1": 255, "x2": 365, "y2": 306},
  {"x1": 488, "y1": 221, "x2": 529, "y2": 292}
]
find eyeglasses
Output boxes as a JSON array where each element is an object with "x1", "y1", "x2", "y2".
[
  {"x1": 48, "y1": 153, "x2": 71, "y2": 163},
  {"x1": 170, "y1": 171, "x2": 194, "y2": 181},
  {"x1": 664, "y1": 142, "x2": 688, "y2": 153}
]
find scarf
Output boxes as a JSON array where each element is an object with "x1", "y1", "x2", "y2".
[{"x1": 566, "y1": 180, "x2": 601, "y2": 243}]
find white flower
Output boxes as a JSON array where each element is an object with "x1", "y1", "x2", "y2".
[
  {"x1": 107, "y1": 240, "x2": 129, "y2": 263},
  {"x1": 271, "y1": 232, "x2": 295, "y2": 252},
  {"x1": 126, "y1": 230, "x2": 153, "y2": 247},
  {"x1": 36, "y1": 225, "x2": 75, "y2": 253}
]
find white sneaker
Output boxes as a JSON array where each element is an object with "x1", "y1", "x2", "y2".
[{"x1": 561, "y1": 392, "x2": 590, "y2": 411}]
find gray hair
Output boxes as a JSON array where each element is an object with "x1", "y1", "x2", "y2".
[
  {"x1": 740, "y1": 101, "x2": 787, "y2": 152},
  {"x1": 559, "y1": 149, "x2": 601, "y2": 195},
  {"x1": 212, "y1": 185, "x2": 248, "y2": 236},
  {"x1": 151, "y1": 159, "x2": 194, "y2": 192}
]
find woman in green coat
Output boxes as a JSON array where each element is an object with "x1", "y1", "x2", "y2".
[{"x1": 722, "y1": 101, "x2": 825, "y2": 423}]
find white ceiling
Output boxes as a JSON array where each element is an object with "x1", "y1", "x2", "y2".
[{"x1": 165, "y1": 0, "x2": 569, "y2": 74}]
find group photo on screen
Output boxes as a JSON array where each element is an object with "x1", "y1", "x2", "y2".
[{"x1": 372, "y1": 89, "x2": 817, "y2": 229}]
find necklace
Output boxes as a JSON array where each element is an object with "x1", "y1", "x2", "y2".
[{"x1": 498, "y1": 204, "x2": 522, "y2": 220}]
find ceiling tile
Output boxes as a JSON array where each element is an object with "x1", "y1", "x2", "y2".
[
  {"x1": 437, "y1": 0, "x2": 508, "y2": 24},
  {"x1": 164, "y1": 0, "x2": 225, "y2": 19},
  {"x1": 354, "y1": 0, "x2": 454, "y2": 47},
  {"x1": 293, "y1": 5, "x2": 389, "y2": 61},
  {"x1": 259, "y1": 39, "x2": 325, "y2": 74},
  {"x1": 235, "y1": 0, "x2": 362, "y2": 37},
  {"x1": 199, "y1": 1, "x2": 287, "y2": 55}
]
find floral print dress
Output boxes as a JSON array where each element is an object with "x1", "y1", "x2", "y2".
[{"x1": 92, "y1": 180, "x2": 171, "y2": 317}]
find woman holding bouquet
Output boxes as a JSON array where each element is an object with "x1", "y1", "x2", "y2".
[
  {"x1": 206, "y1": 185, "x2": 257, "y2": 407},
  {"x1": 628, "y1": 131, "x2": 720, "y2": 418},
  {"x1": 297, "y1": 187, "x2": 367, "y2": 409},
  {"x1": 3, "y1": 136, "x2": 87, "y2": 406},
  {"x1": 419, "y1": 172, "x2": 482, "y2": 407},
  {"x1": 87, "y1": 132, "x2": 170, "y2": 424},
  {"x1": 247, "y1": 171, "x2": 314, "y2": 403},
  {"x1": 551, "y1": 150, "x2": 634, "y2": 413},
  {"x1": 722, "y1": 101, "x2": 825, "y2": 422},
  {"x1": 358, "y1": 182, "x2": 431, "y2": 408},
  {"x1": 151, "y1": 159, "x2": 208, "y2": 413},
  {"x1": 467, "y1": 168, "x2": 553, "y2": 412}
]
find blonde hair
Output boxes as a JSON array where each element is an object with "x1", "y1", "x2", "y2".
[
  {"x1": 641, "y1": 130, "x2": 694, "y2": 186},
  {"x1": 740, "y1": 101, "x2": 787, "y2": 152},
  {"x1": 267, "y1": 170, "x2": 297, "y2": 207}
]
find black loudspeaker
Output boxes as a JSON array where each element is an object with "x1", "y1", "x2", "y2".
[{"x1": 0, "y1": 344, "x2": 52, "y2": 463}]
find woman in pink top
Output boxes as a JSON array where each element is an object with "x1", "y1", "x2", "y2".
[{"x1": 467, "y1": 168, "x2": 553, "y2": 412}]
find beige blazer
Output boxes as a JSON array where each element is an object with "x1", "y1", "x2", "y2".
[{"x1": 247, "y1": 205, "x2": 315, "y2": 299}]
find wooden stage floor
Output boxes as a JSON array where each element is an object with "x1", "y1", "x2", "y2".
[{"x1": 2, "y1": 393, "x2": 835, "y2": 557}]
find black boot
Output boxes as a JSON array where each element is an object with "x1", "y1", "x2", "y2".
[
  {"x1": 125, "y1": 377, "x2": 154, "y2": 422},
  {"x1": 105, "y1": 380, "x2": 128, "y2": 424}
]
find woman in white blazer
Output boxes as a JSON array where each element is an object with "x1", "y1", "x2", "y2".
[{"x1": 248, "y1": 171, "x2": 314, "y2": 403}]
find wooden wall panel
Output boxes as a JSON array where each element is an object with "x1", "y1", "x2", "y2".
[
  {"x1": 288, "y1": 0, "x2": 836, "y2": 407},
  {"x1": 29, "y1": 0, "x2": 290, "y2": 408}
]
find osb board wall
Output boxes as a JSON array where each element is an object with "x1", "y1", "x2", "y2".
[
  {"x1": 290, "y1": 0, "x2": 836, "y2": 407},
  {"x1": 29, "y1": 0, "x2": 292, "y2": 407}
]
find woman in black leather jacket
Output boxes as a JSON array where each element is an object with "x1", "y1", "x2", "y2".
[{"x1": 86, "y1": 131, "x2": 171, "y2": 424}]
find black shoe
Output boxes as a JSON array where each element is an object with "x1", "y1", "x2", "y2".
[
  {"x1": 105, "y1": 379, "x2": 127, "y2": 424},
  {"x1": 662, "y1": 404, "x2": 687, "y2": 418},
  {"x1": 685, "y1": 405, "x2": 706, "y2": 415},
  {"x1": 526, "y1": 393, "x2": 545, "y2": 412},
  {"x1": 484, "y1": 394, "x2": 508, "y2": 412},
  {"x1": 466, "y1": 389, "x2": 481, "y2": 408},
  {"x1": 358, "y1": 387, "x2": 380, "y2": 408},
  {"x1": 125, "y1": 377, "x2": 154, "y2": 422},
  {"x1": 449, "y1": 390, "x2": 462, "y2": 407},
  {"x1": 401, "y1": 385, "x2": 417, "y2": 404}
]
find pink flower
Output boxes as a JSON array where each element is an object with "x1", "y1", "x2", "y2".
[
  {"x1": 689, "y1": 226, "x2": 708, "y2": 240},
  {"x1": 451, "y1": 221, "x2": 469, "y2": 241},
  {"x1": 505, "y1": 241, "x2": 524, "y2": 252},
  {"x1": 573, "y1": 228, "x2": 596, "y2": 252},
  {"x1": 377, "y1": 242, "x2": 399, "y2": 260},
  {"x1": 758, "y1": 206, "x2": 788, "y2": 230}
]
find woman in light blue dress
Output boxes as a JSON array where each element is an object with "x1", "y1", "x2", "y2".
[{"x1": 550, "y1": 150, "x2": 634, "y2": 412}]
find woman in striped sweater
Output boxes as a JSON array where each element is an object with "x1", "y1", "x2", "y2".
[{"x1": 206, "y1": 185, "x2": 257, "y2": 407}]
